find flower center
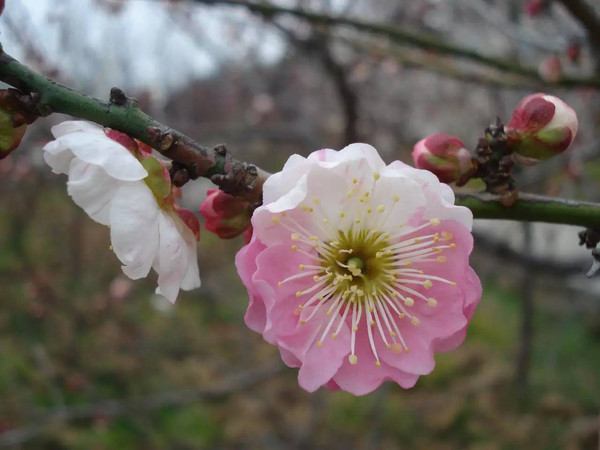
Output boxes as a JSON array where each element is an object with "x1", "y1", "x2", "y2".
[{"x1": 272, "y1": 186, "x2": 458, "y2": 367}]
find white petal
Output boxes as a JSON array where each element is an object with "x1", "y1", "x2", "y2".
[
  {"x1": 67, "y1": 158, "x2": 122, "y2": 225},
  {"x1": 263, "y1": 154, "x2": 313, "y2": 204},
  {"x1": 42, "y1": 140, "x2": 74, "y2": 175},
  {"x1": 178, "y1": 223, "x2": 201, "y2": 290},
  {"x1": 154, "y1": 212, "x2": 192, "y2": 303},
  {"x1": 51, "y1": 120, "x2": 105, "y2": 139},
  {"x1": 58, "y1": 132, "x2": 147, "y2": 181},
  {"x1": 109, "y1": 182, "x2": 160, "y2": 280},
  {"x1": 331, "y1": 143, "x2": 386, "y2": 172}
]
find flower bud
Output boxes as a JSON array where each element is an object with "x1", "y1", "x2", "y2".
[
  {"x1": 0, "y1": 90, "x2": 27, "y2": 159},
  {"x1": 506, "y1": 93, "x2": 578, "y2": 164},
  {"x1": 200, "y1": 189, "x2": 252, "y2": 239},
  {"x1": 538, "y1": 55, "x2": 561, "y2": 82},
  {"x1": 411, "y1": 134, "x2": 475, "y2": 184}
]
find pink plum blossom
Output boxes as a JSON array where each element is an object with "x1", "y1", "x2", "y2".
[
  {"x1": 411, "y1": 133, "x2": 475, "y2": 184},
  {"x1": 506, "y1": 93, "x2": 578, "y2": 164},
  {"x1": 42, "y1": 121, "x2": 200, "y2": 302},
  {"x1": 236, "y1": 143, "x2": 481, "y2": 395}
]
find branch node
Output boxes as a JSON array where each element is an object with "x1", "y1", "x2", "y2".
[
  {"x1": 109, "y1": 87, "x2": 138, "y2": 107},
  {"x1": 159, "y1": 131, "x2": 174, "y2": 151},
  {"x1": 214, "y1": 143, "x2": 227, "y2": 156}
]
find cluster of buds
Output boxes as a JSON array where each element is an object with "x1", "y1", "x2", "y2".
[{"x1": 412, "y1": 93, "x2": 578, "y2": 192}]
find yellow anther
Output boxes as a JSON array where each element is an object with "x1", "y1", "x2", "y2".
[
  {"x1": 352, "y1": 177, "x2": 358, "y2": 184},
  {"x1": 404, "y1": 297, "x2": 415, "y2": 307},
  {"x1": 398, "y1": 313, "x2": 405, "y2": 318},
  {"x1": 419, "y1": 270, "x2": 424, "y2": 274},
  {"x1": 318, "y1": 295, "x2": 324, "y2": 300},
  {"x1": 450, "y1": 243, "x2": 456, "y2": 248},
  {"x1": 299, "y1": 264, "x2": 306, "y2": 270},
  {"x1": 451, "y1": 282, "x2": 457, "y2": 286},
  {"x1": 376, "y1": 205, "x2": 385, "y2": 213},
  {"x1": 309, "y1": 236, "x2": 318, "y2": 241},
  {"x1": 373, "y1": 172, "x2": 380, "y2": 180},
  {"x1": 391, "y1": 292, "x2": 397, "y2": 298},
  {"x1": 392, "y1": 343, "x2": 403, "y2": 354},
  {"x1": 428, "y1": 298, "x2": 438, "y2": 307},
  {"x1": 294, "y1": 309, "x2": 299, "y2": 315},
  {"x1": 398, "y1": 223, "x2": 404, "y2": 228},
  {"x1": 349, "y1": 354, "x2": 358, "y2": 365},
  {"x1": 411, "y1": 316, "x2": 420, "y2": 326},
  {"x1": 437, "y1": 256, "x2": 446, "y2": 263},
  {"x1": 386, "y1": 344, "x2": 391, "y2": 349},
  {"x1": 405, "y1": 261, "x2": 412, "y2": 267},
  {"x1": 355, "y1": 219, "x2": 361, "y2": 224},
  {"x1": 414, "y1": 238, "x2": 420, "y2": 243},
  {"x1": 298, "y1": 305, "x2": 304, "y2": 310},
  {"x1": 405, "y1": 347, "x2": 410, "y2": 353},
  {"x1": 296, "y1": 291, "x2": 303, "y2": 298},
  {"x1": 375, "y1": 360, "x2": 381, "y2": 367},
  {"x1": 393, "y1": 195, "x2": 400, "y2": 202},
  {"x1": 300, "y1": 320, "x2": 306, "y2": 324},
  {"x1": 291, "y1": 245, "x2": 298, "y2": 251},
  {"x1": 442, "y1": 231, "x2": 453, "y2": 241},
  {"x1": 358, "y1": 197, "x2": 366, "y2": 203},
  {"x1": 109, "y1": 245, "x2": 113, "y2": 251},
  {"x1": 364, "y1": 191, "x2": 370, "y2": 197},
  {"x1": 332, "y1": 333, "x2": 338, "y2": 340},
  {"x1": 367, "y1": 208, "x2": 372, "y2": 213},
  {"x1": 278, "y1": 281, "x2": 282, "y2": 287},
  {"x1": 313, "y1": 275, "x2": 320, "y2": 281},
  {"x1": 390, "y1": 331, "x2": 397, "y2": 337},
  {"x1": 370, "y1": 320, "x2": 375, "y2": 326},
  {"x1": 317, "y1": 341, "x2": 323, "y2": 347},
  {"x1": 352, "y1": 326, "x2": 358, "y2": 332},
  {"x1": 324, "y1": 218, "x2": 329, "y2": 224},
  {"x1": 347, "y1": 190, "x2": 353, "y2": 198},
  {"x1": 312, "y1": 196, "x2": 320, "y2": 204},
  {"x1": 434, "y1": 234, "x2": 439, "y2": 242},
  {"x1": 271, "y1": 215, "x2": 280, "y2": 224},
  {"x1": 429, "y1": 218, "x2": 440, "y2": 226},
  {"x1": 423, "y1": 280, "x2": 433, "y2": 289},
  {"x1": 291, "y1": 233, "x2": 300, "y2": 241},
  {"x1": 340, "y1": 212, "x2": 345, "y2": 218},
  {"x1": 281, "y1": 212, "x2": 287, "y2": 217}
]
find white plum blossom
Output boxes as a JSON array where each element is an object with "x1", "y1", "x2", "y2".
[{"x1": 43, "y1": 121, "x2": 200, "y2": 302}]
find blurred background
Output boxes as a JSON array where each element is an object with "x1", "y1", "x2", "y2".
[{"x1": 1, "y1": 0, "x2": 600, "y2": 448}]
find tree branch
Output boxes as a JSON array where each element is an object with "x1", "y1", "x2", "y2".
[
  {"x1": 1, "y1": 44, "x2": 599, "y2": 229},
  {"x1": 0, "y1": 46, "x2": 268, "y2": 205},
  {"x1": 456, "y1": 192, "x2": 600, "y2": 228},
  {"x1": 196, "y1": 0, "x2": 600, "y2": 88}
]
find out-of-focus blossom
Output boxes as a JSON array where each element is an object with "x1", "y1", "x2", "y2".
[
  {"x1": 525, "y1": 0, "x2": 547, "y2": 17},
  {"x1": 411, "y1": 134, "x2": 476, "y2": 184},
  {"x1": 43, "y1": 121, "x2": 200, "y2": 302},
  {"x1": 200, "y1": 189, "x2": 252, "y2": 239},
  {"x1": 538, "y1": 55, "x2": 562, "y2": 82},
  {"x1": 236, "y1": 143, "x2": 481, "y2": 395},
  {"x1": 506, "y1": 93, "x2": 578, "y2": 164}
]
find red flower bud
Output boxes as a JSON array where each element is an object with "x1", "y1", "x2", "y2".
[
  {"x1": 200, "y1": 189, "x2": 252, "y2": 239},
  {"x1": 538, "y1": 55, "x2": 562, "y2": 82},
  {"x1": 411, "y1": 134, "x2": 475, "y2": 184},
  {"x1": 506, "y1": 93, "x2": 578, "y2": 164}
]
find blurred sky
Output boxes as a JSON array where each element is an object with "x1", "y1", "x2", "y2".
[{"x1": 1, "y1": 0, "x2": 287, "y2": 96}]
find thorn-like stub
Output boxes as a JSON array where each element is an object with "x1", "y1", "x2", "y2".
[
  {"x1": 159, "y1": 131, "x2": 174, "y2": 151},
  {"x1": 214, "y1": 144, "x2": 227, "y2": 156},
  {"x1": 110, "y1": 87, "x2": 128, "y2": 106}
]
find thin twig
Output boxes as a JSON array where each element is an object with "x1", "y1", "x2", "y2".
[
  {"x1": 0, "y1": 361, "x2": 285, "y2": 447},
  {"x1": 196, "y1": 0, "x2": 600, "y2": 88}
]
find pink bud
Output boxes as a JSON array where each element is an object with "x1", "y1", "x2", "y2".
[
  {"x1": 538, "y1": 56, "x2": 562, "y2": 82},
  {"x1": 200, "y1": 189, "x2": 252, "y2": 239},
  {"x1": 411, "y1": 134, "x2": 475, "y2": 184},
  {"x1": 525, "y1": 0, "x2": 546, "y2": 17},
  {"x1": 506, "y1": 93, "x2": 578, "y2": 163}
]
